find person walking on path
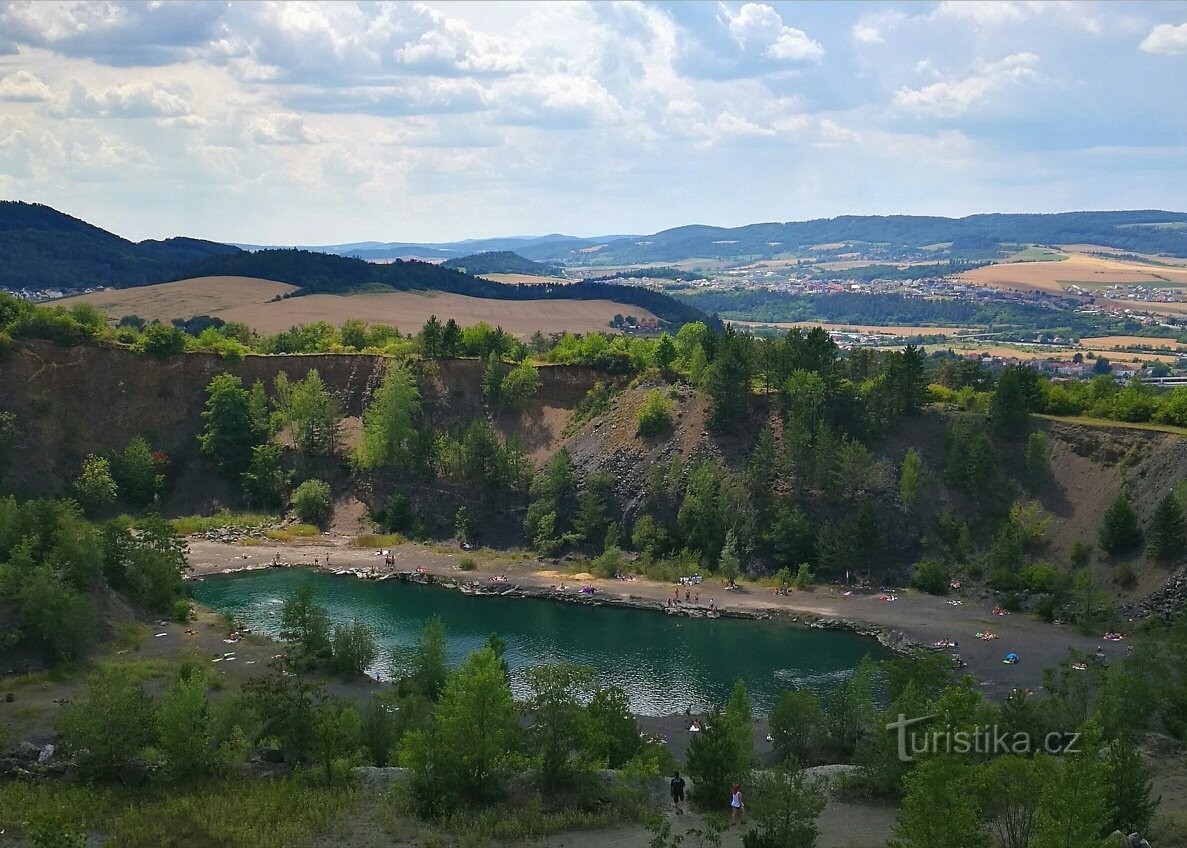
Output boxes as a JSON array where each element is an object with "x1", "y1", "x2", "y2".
[
  {"x1": 670, "y1": 771, "x2": 686, "y2": 814},
  {"x1": 730, "y1": 784, "x2": 745, "y2": 823}
]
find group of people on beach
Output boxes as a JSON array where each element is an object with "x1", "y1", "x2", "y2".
[{"x1": 668, "y1": 588, "x2": 715, "y2": 611}]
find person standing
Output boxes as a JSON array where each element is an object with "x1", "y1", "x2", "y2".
[
  {"x1": 730, "y1": 783, "x2": 745, "y2": 823},
  {"x1": 670, "y1": 771, "x2": 686, "y2": 814}
]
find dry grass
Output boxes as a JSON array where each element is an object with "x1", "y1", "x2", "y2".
[
  {"x1": 1080, "y1": 336, "x2": 1187, "y2": 351},
  {"x1": 67, "y1": 276, "x2": 656, "y2": 338},
  {"x1": 1034, "y1": 413, "x2": 1187, "y2": 437},
  {"x1": 960, "y1": 254, "x2": 1187, "y2": 295}
]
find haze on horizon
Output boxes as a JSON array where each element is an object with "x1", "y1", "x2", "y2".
[{"x1": 0, "y1": 0, "x2": 1184, "y2": 246}]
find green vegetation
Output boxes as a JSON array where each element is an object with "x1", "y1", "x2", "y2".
[
  {"x1": 636, "y1": 388, "x2": 674, "y2": 436},
  {"x1": 291, "y1": 479, "x2": 332, "y2": 526}
]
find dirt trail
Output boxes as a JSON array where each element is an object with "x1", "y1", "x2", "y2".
[{"x1": 187, "y1": 538, "x2": 1130, "y2": 700}]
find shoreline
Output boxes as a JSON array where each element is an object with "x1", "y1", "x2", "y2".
[{"x1": 184, "y1": 537, "x2": 1129, "y2": 699}]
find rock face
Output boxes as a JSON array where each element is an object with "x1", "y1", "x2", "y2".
[{"x1": 1119, "y1": 567, "x2": 1187, "y2": 621}]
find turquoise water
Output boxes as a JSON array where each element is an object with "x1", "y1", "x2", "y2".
[{"x1": 192, "y1": 569, "x2": 882, "y2": 716}]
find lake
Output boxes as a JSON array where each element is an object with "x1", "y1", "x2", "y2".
[{"x1": 191, "y1": 569, "x2": 883, "y2": 716}]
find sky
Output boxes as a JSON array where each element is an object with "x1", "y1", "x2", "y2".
[{"x1": 0, "y1": 1, "x2": 1184, "y2": 245}]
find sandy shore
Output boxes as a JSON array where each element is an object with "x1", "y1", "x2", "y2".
[{"x1": 186, "y1": 537, "x2": 1131, "y2": 700}]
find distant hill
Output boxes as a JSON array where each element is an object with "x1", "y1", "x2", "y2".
[
  {"x1": 523, "y1": 211, "x2": 1187, "y2": 266},
  {"x1": 176, "y1": 249, "x2": 712, "y2": 328},
  {"x1": 0, "y1": 201, "x2": 240, "y2": 290},
  {"x1": 442, "y1": 251, "x2": 564, "y2": 277},
  {"x1": 234, "y1": 233, "x2": 637, "y2": 262}
]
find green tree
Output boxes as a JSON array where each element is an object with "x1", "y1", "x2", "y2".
[
  {"x1": 1070, "y1": 538, "x2": 1093, "y2": 570},
  {"x1": 498, "y1": 361, "x2": 542, "y2": 412},
  {"x1": 331, "y1": 620, "x2": 378, "y2": 676},
  {"x1": 745, "y1": 763, "x2": 827, "y2": 848},
  {"x1": 719, "y1": 529, "x2": 741, "y2": 584},
  {"x1": 706, "y1": 325, "x2": 753, "y2": 433},
  {"x1": 1025, "y1": 431, "x2": 1052, "y2": 488},
  {"x1": 1099, "y1": 487, "x2": 1143, "y2": 555},
  {"x1": 526, "y1": 663, "x2": 597, "y2": 790},
  {"x1": 687, "y1": 706, "x2": 749, "y2": 810},
  {"x1": 402, "y1": 646, "x2": 518, "y2": 814},
  {"x1": 286, "y1": 370, "x2": 342, "y2": 455},
  {"x1": 586, "y1": 685, "x2": 641, "y2": 768},
  {"x1": 769, "y1": 687, "x2": 821, "y2": 765},
  {"x1": 419, "y1": 315, "x2": 443, "y2": 358},
  {"x1": 58, "y1": 668, "x2": 157, "y2": 780},
  {"x1": 1103, "y1": 738, "x2": 1157, "y2": 836},
  {"x1": 1033, "y1": 750, "x2": 1109, "y2": 848},
  {"x1": 0, "y1": 410, "x2": 16, "y2": 479},
  {"x1": 899, "y1": 448, "x2": 923, "y2": 509},
  {"x1": 280, "y1": 584, "x2": 332, "y2": 666},
  {"x1": 313, "y1": 702, "x2": 362, "y2": 786},
  {"x1": 158, "y1": 673, "x2": 214, "y2": 778},
  {"x1": 17, "y1": 565, "x2": 97, "y2": 662},
  {"x1": 136, "y1": 323, "x2": 188, "y2": 359},
  {"x1": 409, "y1": 615, "x2": 450, "y2": 701},
  {"x1": 291, "y1": 478, "x2": 332, "y2": 525},
  {"x1": 243, "y1": 667, "x2": 324, "y2": 762},
  {"x1": 72, "y1": 455, "x2": 117, "y2": 516},
  {"x1": 482, "y1": 354, "x2": 502, "y2": 405},
  {"x1": 655, "y1": 332, "x2": 678, "y2": 371},
  {"x1": 573, "y1": 471, "x2": 615, "y2": 545},
  {"x1": 991, "y1": 365, "x2": 1038, "y2": 439},
  {"x1": 980, "y1": 755, "x2": 1052, "y2": 848},
  {"x1": 114, "y1": 436, "x2": 163, "y2": 507},
  {"x1": 355, "y1": 364, "x2": 421, "y2": 469},
  {"x1": 198, "y1": 373, "x2": 259, "y2": 478},
  {"x1": 636, "y1": 388, "x2": 674, "y2": 436},
  {"x1": 890, "y1": 756, "x2": 986, "y2": 848},
  {"x1": 241, "y1": 442, "x2": 288, "y2": 509},
  {"x1": 1147, "y1": 491, "x2": 1186, "y2": 563}
]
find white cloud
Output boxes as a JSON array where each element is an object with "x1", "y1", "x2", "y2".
[
  {"x1": 0, "y1": 70, "x2": 51, "y2": 102},
  {"x1": 851, "y1": 24, "x2": 883, "y2": 45},
  {"x1": 893, "y1": 53, "x2": 1040, "y2": 118},
  {"x1": 250, "y1": 113, "x2": 318, "y2": 146},
  {"x1": 725, "y1": 3, "x2": 824, "y2": 62},
  {"x1": 932, "y1": 1, "x2": 1029, "y2": 27},
  {"x1": 56, "y1": 80, "x2": 193, "y2": 119},
  {"x1": 1139, "y1": 23, "x2": 1187, "y2": 55}
]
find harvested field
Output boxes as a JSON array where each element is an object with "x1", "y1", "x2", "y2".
[
  {"x1": 1081, "y1": 336, "x2": 1187, "y2": 351},
  {"x1": 479, "y1": 273, "x2": 572, "y2": 285},
  {"x1": 64, "y1": 276, "x2": 656, "y2": 337},
  {"x1": 960, "y1": 253, "x2": 1187, "y2": 294},
  {"x1": 62, "y1": 276, "x2": 298, "y2": 319},
  {"x1": 922, "y1": 342, "x2": 1179, "y2": 365}
]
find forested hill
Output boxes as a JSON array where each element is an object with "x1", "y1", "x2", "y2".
[
  {"x1": 441, "y1": 250, "x2": 564, "y2": 277},
  {"x1": 178, "y1": 248, "x2": 715, "y2": 328},
  {"x1": 532, "y1": 210, "x2": 1187, "y2": 265},
  {"x1": 0, "y1": 201, "x2": 240, "y2": 290}
]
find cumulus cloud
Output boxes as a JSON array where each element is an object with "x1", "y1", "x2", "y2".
[
  {"x1": 1140, "y1": 22, "x2": 1187, "y2": 55},
  {"x1": 55, "y1": 80, "x2": 193, "y2": 119},
  {"x1": 893, "y1": 53, "x2": 1040, "y2": 118},
  {"x1": 0, "y1": 70, "x2": 51, "y2": 102},
  {"x1": 725, "y1": 3, "x2": 824, "y2": 62},
  {"x1": 0, "y1": 0, "x2": 227, "y2": 66},
  {"x1": 932, "y1": 1, "x2": 1030, "y2": 27},
  {"x1": 250, "y1": 113, "x2": 318, "y2": 145},
  {"x1": 851, "y1": 24, "x2": 883, "y2": 45}
]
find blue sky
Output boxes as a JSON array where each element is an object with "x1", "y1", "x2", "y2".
[{"x1": 0, "y1": 1, "x2": 1184, "y2": 244}]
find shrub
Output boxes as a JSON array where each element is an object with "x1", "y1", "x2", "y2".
[
  {"x1": 911, "y1": 558, "x2": 949, "y2": 595},
  {"x1": 458, "y1": 557, "x2": 477, "y2": 571},
  {"x1": 330, "y1": 620, "x2": 378, "y2": 677},
  {"x1": 172, "y1": 598, "x2": 192, "y2": 623},
  {"x1": 291, "y1": 479, "x2": 332, "y2": 526},
  {"x1": 636, "y1": 389, "x2": 674, "y2": 437},
  {"x1": 72, "y1": 455, "x2": 117, "y2": 516},
  {"x1": 1113, "y1": 563, "x2": 1137, "y2": 589}
]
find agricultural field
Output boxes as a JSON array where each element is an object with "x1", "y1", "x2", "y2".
[
  {"x1": 1081, "y1": 336, "x2": 1187, "y2": 352},
  {"x1": 734, "y1": 321, "x2": 977, "y2": 337},
  {"x1": 64, "y1": 276, "x2": 656, "y2": 337},
  {"x1": 960, "y1": 252, "x2": 1187, "y2": 295},
  {"x1": 923, "y1": 341, "x2": 1179, "y2": 366},
  {"x1": 478, "y1": 273, "x2": 572, "y2": 285}
]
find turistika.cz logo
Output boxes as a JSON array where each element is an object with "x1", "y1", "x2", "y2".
[{"x1": 886, "y1": 714, "x2": 1082, "y2": 763}]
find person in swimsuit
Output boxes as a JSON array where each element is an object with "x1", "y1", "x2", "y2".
[{"x1": 730, "y1": 784, "x2": 745, "y2": 822}]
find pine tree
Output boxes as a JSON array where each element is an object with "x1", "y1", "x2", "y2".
[
  {"x1": 899, "y1": 448, "x2": 923, "y2": 508},
  {"x1": 1147, "y1": 492, "x2": 1186, "y2": 563},
  {"x1": 1099, "y1": 488, "x2": 1143, "y2": 555}
]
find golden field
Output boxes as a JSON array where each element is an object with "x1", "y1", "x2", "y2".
[
  {"x1": 960, "y1": 253, "x2": 1187, "y2": 295},
  {"x1": 64, "y1": 276, "x2": 657, "y2": 337}
]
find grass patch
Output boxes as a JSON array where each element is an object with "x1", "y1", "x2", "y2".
[
  {"x1": 170, "y1": 512, "x2": 275, "y2": 535},
  {"x1": 0, "y1": 779, "x2": 356, "y2": 848},
  {"x1": 113, "y1": 621, "x2": 151, "y2": 652},
  {"x1": 1035, "y1": 413, "x2": 1187, "y2": 436},
  {"x1": 264, "y1": 524, "x2": 320, "y2": 541},
  {"x1": 352, "y1": 533, "x2": 406, "y2": 549}
]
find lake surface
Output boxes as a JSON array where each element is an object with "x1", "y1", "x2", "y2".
[{"x1": 192, "y1": 569, "x2": 883, "y2": 716}]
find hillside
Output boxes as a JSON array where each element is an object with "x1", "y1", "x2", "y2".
[
  {"x1": 529, "y1": 211, "x2": 1187, "y2": 266},
  {"x1": 442, "y1": 250, "x2": 564, "y2": 277},
  {"x1": 0, "y1": 200, "x2": 240, "y2": 290},
  {"x1": 2, "y1": 339, "x2": 1183, "y2": 603},
  {"x1": 65, "y1": 277, "x2": 660, "y2": 337}
]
